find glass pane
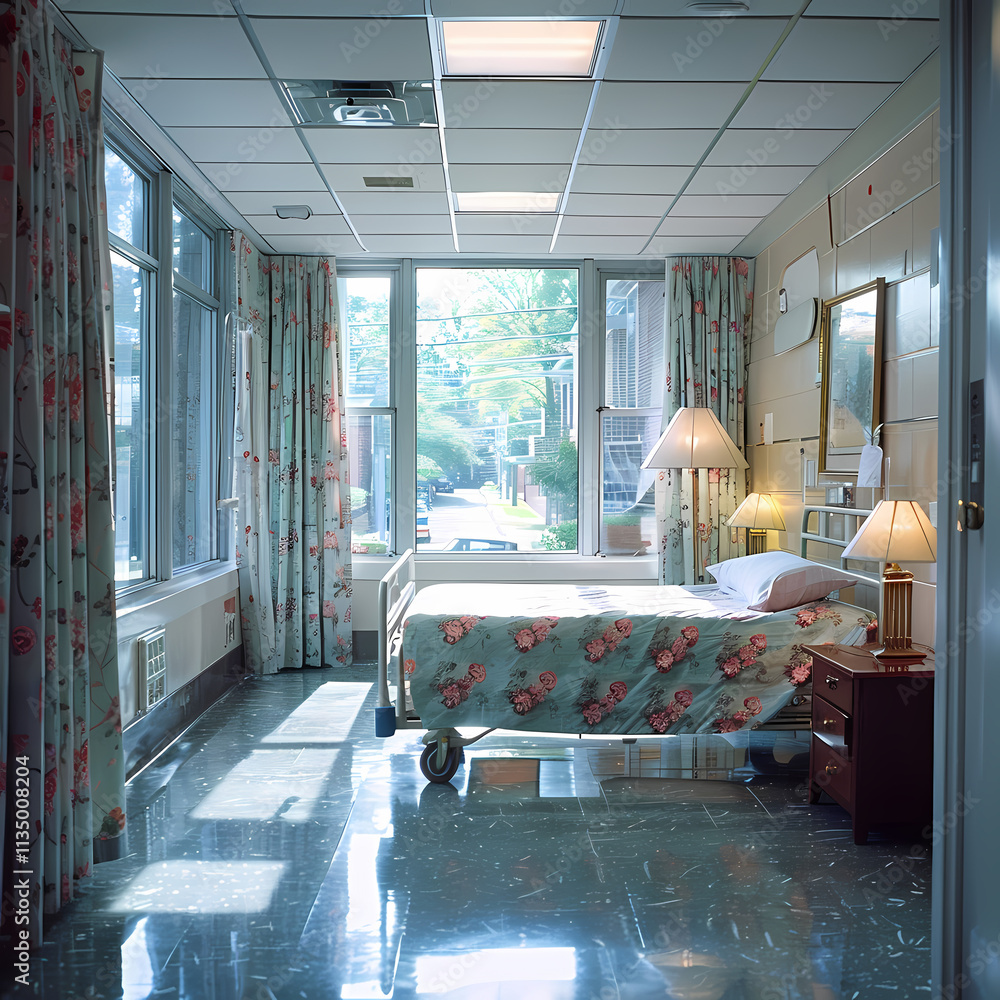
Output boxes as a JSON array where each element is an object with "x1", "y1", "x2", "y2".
[
  {"x1": 172, "y1": 291, "x2": 216, "y2": 569},
  {"x1": 173, "y1": 208, "x2": 213, "y2": 291},
  {"x1": 339, "y1": 275, "x2": 390, "y2": 407},
  {"x1": 605, "y1": 278, "x2": 665, "y2": 409},
  {"x1": 601, "y1": 413, "x2": 659, "y2": 555},
  {"x1": 349, "y1": 413, "x2": 392, "y2": 555},
  {"x1": 105, "y1": 147, "x2": 147, "y2": 250},
  {"x1": 416, "y1": 268, "x2": 578, "y2": 553},
  {"x1": 111, "y1": 250, "x2": 149, "y2": 585}
]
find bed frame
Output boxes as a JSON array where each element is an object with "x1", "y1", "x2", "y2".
[{"x1": 375, "y1": 504, "x2": 876, "y2": 774}]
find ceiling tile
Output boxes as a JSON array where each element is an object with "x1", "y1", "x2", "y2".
[
  {"x1": 226, "y1": 191, "x2": 342, "y2": 216},
  {"x1": 558, "y1": 216, "x2": 659, "y2": 237},
  {"x1": 440, "y1": 81, "x2": 594, "y2": 129},
  {"x1": 763, "y1": 18, "x2": 939, "y2": 82},
  {"x1": 243, "y1": 214, "x2": 352, "y2": 236},
  {"x1": 353, "y1": 215, "x2": 454, "y2": 236},
  {"x1": 319, "y1": 162, "x2": 446, "y2": 192},
  {"x1": 65, "y1": 15, "x2": 265, "y2": 78},
  {"x1": 61, "y1": 0, "x2": 230, "y2": 12},
  {"x1": 565, "y1": 193, "x2": 671, "y2": 216},
  {"x1": 120, "y1": 79, "x2": 290, "y2": 128},
  {"x1": 335, "y1": 190, "x2": 452, "y2": 214},
  {"x1": 432, "y1": 0, "x2": 614, "y2": 12},
  {"x1": 654, "y1": 216, "x2": 761, "y2": 238},
  {"x1": 592, "y1": 82, "x2": 747, "y2": 129},
  {"x1": 251, "y1": 17, "x2": 432, "y2": 79},
  {"x1": 646, "y1": 236, "x2": 744, "y2": 255},
  {"x1": 805, "y1": 0, "x2": 939, "y2": 14},
  {"x1": 704, "y1": 128, "x2": 852, "y2": 167},
  {"x1": 198, "y1": 162, "x2": 323, "y2": 193},
  {"x1": 554, "y1": 235, "x2": 646, "y2": 255},
  {"x1": 446, "y1": 129, "x2": 581, "y2": 164},
  {"x1": 686, "y1": 164, "x2": 813, "y2": 196},
  {"x1": 570, "y1": 164, "x2": 689, "y2": 195},
  {"x1": 305, "y1": 128, "x2": 442, "y2": 164},
  {"x1": 731, "y1": 82, "x2": 897, "y2": 130},
  {"x1": 669, "y1": 194, "x2": 786, "y2": 217},
  {"x1": 265, "y1": 234, "x2": 366, "y2": 255},
  {"x1": 363, "y1": 235, "x2": 459, "y2": 254},
  {"x1": 605, "y1": 17, "x2": 788, "y2": 82},
  {"x1": 455, "y1": 214, "x2": 556, "y2": 236},
  {"x1": 457, "y1": 236, "x2": 555, "y2": 254},
  {"x1": 166, "y1": 127, "x2": 305, "y2": 164},
  {"x1": 242, "y1": 0, "x2": 425, "y2": 12},
  {"x1": 449, "y1": 163, "x2": 572, "y2": 193},
  {"x1": 580, "y1": 128, "x2": 716, "y2": 166},
  {"x1": 621, "y1": 0, "x2": 804, "y2": 12}
]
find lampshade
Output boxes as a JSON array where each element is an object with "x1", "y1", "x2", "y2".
[
  {"x1": 841, "y1": 500, "x2": 937, "y2": 563},
  {"x1": 641, "y1": 407, "x2": 749, "y2": 471},
  {"x1": 726, "y1": 492, "x2": 786, "y2": 531}
]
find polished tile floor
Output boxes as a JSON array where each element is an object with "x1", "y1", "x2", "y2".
[{"x1": 12, "y1": 668, "x2": 932, "y2": 999}]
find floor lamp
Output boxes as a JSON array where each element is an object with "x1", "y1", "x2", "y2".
[
  {"x1": 641, "y1": 407, "x2": 749, "y2": 583},
  {"x1": 726, "y1": 492, "x2": 785, "y2": 555}
]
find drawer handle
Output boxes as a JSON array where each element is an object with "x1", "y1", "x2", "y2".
[
  {"x1": 825, "y1": 675, "x2": 838, "y2": 690},
  {"x1": 825, "y1": 763, "x2": 839, "y2": 776}
]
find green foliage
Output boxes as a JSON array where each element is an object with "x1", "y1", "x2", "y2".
[
  {"x1": 539, "y1": 519, "x2": 577, "y2": 551},
  {"x1": 532, "y1": 439, "x2": 578, "y2": 516}
]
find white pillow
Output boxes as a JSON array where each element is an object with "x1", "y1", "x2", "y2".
[{"x1": 705, "y1": 551, "x2": 858, "y2": 612}]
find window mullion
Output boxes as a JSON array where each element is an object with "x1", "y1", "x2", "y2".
[
  {"x1": 579, "y1": 258, "x2": 600, "y2": 557},
  {"x1": 156, "y1": 169, "x2": 174, "y2": 581}
]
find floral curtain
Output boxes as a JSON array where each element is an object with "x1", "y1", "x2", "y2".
[
  {"x1": 232, "y1": 233, "x2": 353, "y2": 672},
  {"x1": 656, "y1": 257, "x2": 753, "y2": 585},
  {"x1": 1, "y1": 0, "x2": 125, "y2": 943}
]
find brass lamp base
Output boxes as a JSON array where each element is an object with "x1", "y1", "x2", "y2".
[
  {"x1": 874, "y1": 564, "x2": 923, "y2": 660},
  {"x1": 747, "y1": 528, "x2": 768, "y2": 555}
]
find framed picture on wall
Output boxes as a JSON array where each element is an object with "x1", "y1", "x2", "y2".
[{"x1": 819, "y1": 277, "x2": 885, "y2": 474}]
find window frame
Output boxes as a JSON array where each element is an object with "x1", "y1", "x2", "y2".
[{"x1": 105, "y1": 122, "x2": 230, "y2": 596}]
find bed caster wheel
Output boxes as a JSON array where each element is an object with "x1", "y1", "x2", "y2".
[{"x1": 419, "y1": 743, "x2": 463, "y2": 784}]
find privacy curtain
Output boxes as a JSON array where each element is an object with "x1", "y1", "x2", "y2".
[
  {"x1": 656, "y1": 257, "x2": 753, "y2": 585},
  {"x1": 233, "y1": 233, "x2": 353, "y2": 672},
  {"x1": 0, "y1": 0, "x2": 125, "y2": 943}
]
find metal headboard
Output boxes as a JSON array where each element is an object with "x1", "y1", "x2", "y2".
[{"x1": 800, "y1": 504, "x2": 880, "y2": 586}]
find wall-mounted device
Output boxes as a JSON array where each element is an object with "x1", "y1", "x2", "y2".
[{"x1": 773, "y1": 297, "x2": 818, "y2": 355}]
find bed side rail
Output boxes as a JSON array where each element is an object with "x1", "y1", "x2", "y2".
[
  {"x1": 377, "y1": 549, "x2": 416, "y2": 721},
  {"x1": 800, "y1": 505, "x2": 880, "y2": 586}
]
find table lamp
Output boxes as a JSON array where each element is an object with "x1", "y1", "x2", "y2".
[
  {"x1": 840, "y1": 499, "x2": 937, "y2": 658},
  {"x1": 725, "y1": 492, "x2": 785, "y2": 555},
  {"x1": 641, "y1": 406, "x2": 748, "y2": 582}
]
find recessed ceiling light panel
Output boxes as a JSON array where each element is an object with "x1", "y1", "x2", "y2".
[
  {"x1": 440, "y1": 20, "x2": 603, "y2": 77},
  {"x1": 455, "y1": 192, "x2": 560, "y2": 213}
]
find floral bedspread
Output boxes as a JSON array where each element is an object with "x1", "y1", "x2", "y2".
[{"x1": 400, "y1": 585, "x2": 876, "y2": 736}]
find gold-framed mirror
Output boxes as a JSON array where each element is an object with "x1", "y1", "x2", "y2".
[{"x1": 819, "y1": 277, "x2": 885, "y2": 473}]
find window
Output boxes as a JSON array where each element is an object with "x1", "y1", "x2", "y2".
[
  {"x1": 415, "y1": 267, "x2": 579, "y2": 553},
  {"x1": 105, "y1": 138, "x2": 224, "y2": 589},
  {"x1": 600, "y1": 276, "x2": 665, "y2": 555},
  {"x1": 106, "y1": 149, "x2": 153, "y2": 585},
  {"x1": 339, "y1": 272, "x2": 393, "y2": 555},
  {"x1": 171, "y1": 207, "x2": 219, "y2": 570}
]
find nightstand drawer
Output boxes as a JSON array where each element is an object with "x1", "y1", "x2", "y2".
[
  {"x1": 814, "y1": 660, "x2": 852, "y2": 715},
  {"x1": 811, "y1": 736, "x2": 852, "y2": 803},
  {"x1": 813, "y1": 696, "x2": 851, "y2": 757}
]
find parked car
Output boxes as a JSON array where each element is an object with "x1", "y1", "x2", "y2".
[
  {"x1": 442, "y1": 537, "x2": 517, "y2": 551},
  {"x1": 416, "y1": 499, "x2": 430, "y2": 543},
  {"x1": 429, "y1": 476, "x2": 454, "y2": 493}
]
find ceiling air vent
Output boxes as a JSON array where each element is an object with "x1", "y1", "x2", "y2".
[
  {"x1": 282, "y1": 79, "x2": 437, "y2": 127},
  {"x1": 363, "y1": 177, "x2": 415, "y2": 188}
]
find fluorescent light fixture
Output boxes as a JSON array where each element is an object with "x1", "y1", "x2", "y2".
[
  {"x1": 455, "y1": 191, "x2": 560, "y2": 213},
  {"x1": 440, "y1": 20, "x2": 602, "y2": 77}
]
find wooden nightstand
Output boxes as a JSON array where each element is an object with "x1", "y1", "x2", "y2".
[{"x1": 803, "y1": 643, "x2": 935, "y2": 845}]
